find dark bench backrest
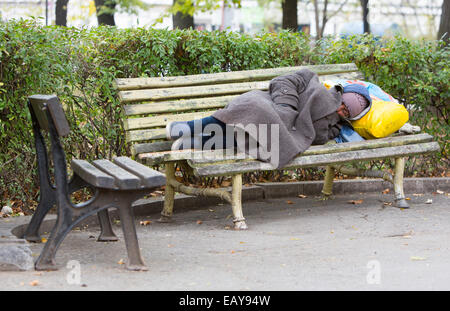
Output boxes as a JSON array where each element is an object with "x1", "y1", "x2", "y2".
[
  {"x1": 28, "y1": 95, "x2": 70, "y2": 137},
  {"x1": 114, "y1": 63, "x2": 364, "y2": 158}
]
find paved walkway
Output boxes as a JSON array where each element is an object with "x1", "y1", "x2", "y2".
[{"x1": 2, "y1": 191, "x2": 450, "y2": 291}]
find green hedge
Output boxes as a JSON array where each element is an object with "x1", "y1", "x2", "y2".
[{"x1": 0, "y1": 19, "x2": 448, "y2": 208}]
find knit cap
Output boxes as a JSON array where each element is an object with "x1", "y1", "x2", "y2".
[{"x1": 342, "y1": 84, "x2": 372, "y2": 119}]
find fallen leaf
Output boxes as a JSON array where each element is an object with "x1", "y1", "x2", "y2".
[
  {"x1": 167, "y1": 244, "x2": 174, "y2": 248},
  {"x1": 290, "y1": 237, "x2": 300, "y2": 241},
  {"x1": 41, "y1": 237, "x2": 47, "y2": 243},
  {"x1": 298, "y1": 194, "x2": 307, "y2": 198},
  {"x1": 286, "y1": 200, "x2": 294, "y2": 204},
  {"x1": 405, "y1": 197, "x2": 411, "y2": 200},
  {"x1": 348, "y1": 199, "x2": 363, "y2": 205},
  {"x1": 382, "y1": 188, "x2": 390, "y2": 194},
  {"x1": 196, "y1": 220, "x2": 203, "y2": 225},
  {"x1": 29, "y1": 280, "x2": 39, "y2": 286},
  {"x1": 231, "y1": 250, "x2": 236, "y2": 254},
  {"x1": 383, "y1": 202, "x2": 392, "y2": 206},
  {"x1": 118, "y1": 259, "x2": 125, "y2": 265},
  {"x1": 410, "y1": 256, "x2": 426, "y2": 261},
  {"x1": 412, "y1": 193, "x2": 423, "y2": 197},
  {"x1": 140, "y1": 220, "x2": 151, "y2": 226},
  {"x1": 239, "y1": 241, "x2": 245, "y2": 244}
]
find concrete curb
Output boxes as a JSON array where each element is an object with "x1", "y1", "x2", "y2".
[
  {"x1": 131, "y1": 177, "x2": 449, "y2": 215},
  {"x1": 2, "y1": 177, "x2": 449, "y2": 271}
]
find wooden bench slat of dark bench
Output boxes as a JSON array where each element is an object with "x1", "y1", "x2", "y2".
[
  {"x1": 71, "y1": 159, "x2": 118, "y2": 189},
  {"x1": 188, "y1": 142, "x2": 440, "y2": 177},
  {"x1": 92, "y1": 159, "x2": 142, "y2": 190},
  {"x1": 113, "y1": 156, "x2": 166, "y2": 188},
  {"x1": 114, "y1": 63, "x2": 359, "y2": 90}
]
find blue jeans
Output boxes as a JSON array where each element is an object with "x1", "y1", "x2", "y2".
[{"x1": 177, "y1": 116, "x2": 236, "y2": 149}]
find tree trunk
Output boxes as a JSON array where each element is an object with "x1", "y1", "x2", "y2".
[
  {"x1": 172, "y1": 0, "x2": 194, "y2": 29},
  {"x1": 360, "y1": 0, "x2": 370, "y2": 34},
  {"x1": 55, "y1": 0, "x2": 69, "y2": 26},
  {"x1": 282, "y1": 0, "x2": 298, "y2": 31},
  {"x1": 438, "y1": 0, "x2": 450, "y2": 43},
  {"x1": 94, "y1": 0, "x2": 116, "y2": 26}
]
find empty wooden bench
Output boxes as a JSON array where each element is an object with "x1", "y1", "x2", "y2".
[
  {"x1": 24, "y1": 95, "x2": 166, "y2": 271},
  {"x1": 114, "y1": 63, "x2": 440, "y2": 230}
]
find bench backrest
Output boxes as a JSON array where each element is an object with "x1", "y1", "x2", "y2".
[
  {"x1": 28, "y1": 95, "x2": 71, "y2": 138},
  {"x1": 115, "y1": 63, "x2": 363, "y2": 158}
]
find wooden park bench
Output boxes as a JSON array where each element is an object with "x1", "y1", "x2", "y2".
[
  {"x1": 23, "y1": 95, "x2": 166, "y2": 271},
  {"x1": 114, "y1": 63, "x2": 440, "y2": 230}
]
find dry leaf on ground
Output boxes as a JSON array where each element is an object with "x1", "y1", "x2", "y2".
[
  {"x1": 140, "y1": 220, "x2": 151, "y2": 226},
  {"x1": 29, "y1": 280, "x2": 39, "y2": 286},
  {"x1": 410, "y1": 256, "x2": 426, "y2": 261},
  {"x1": 348, "y1": 199, "x2": 363, "y2": 205},
  {"x1": 382, "y1": 188, "x2": 390, "y2": 194},
  {"x1": 286, "y1": 200, "x2": 294, "y2": 204},
  {"x1": 298, "y1": 194, "x2": 307, "y2": 198}
]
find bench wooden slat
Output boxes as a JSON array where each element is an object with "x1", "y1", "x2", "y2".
[
  {"x1": 131, "y1": 141, "x2": 174, "y2": 156},
  {"x1": 114, "y1": 63, "x2": 358, "y2": 91},
  {"x1": 119, "y1": 81, "x2": 269, "y2": 103},
  {"x1": 71, "y1": 159, "x2": 118, "y2": 189},
  {"x1": 124, "y1": 111, "x2": 213, "y2": 130},
  {"x1": 126, "y1": 128, "x2": 165, "y2": 142},
  {"x1": 92, "y1": 159, "x2": 141, "y2": 190},
  {"x1": 138, "y1": 133, "x2": 434, "y2": 165},
  {"x1": 112, "y1": 156, "x2": 166, "y2": 188},
  {"x1": 187, "y1": 142, "x2": 440, "y2": 176},
  {"x1": 123, "y1": 95, "x2": 238, "y2": 116}
]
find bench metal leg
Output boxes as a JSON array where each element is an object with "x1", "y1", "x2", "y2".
[
  {"x1": 97, "y1": 209, "x2": 119, "y2": 242},
  {"x1": 34, "y1": 189, "x2": 149, "y2": 271},
  {"x1": 23, "y1": 175, "x2": 117, "y2": 244},
  {"x1": 393, "y1": 157, "x2": 409, "y2": 208},
  {"x1": 117, "y1": 199, "x2": 148, "y2": 271},
  {"x1": 34, "y1": 202, "x2": 74, "y2": 271},
  {"x1": 159, "y1": 162, "x2": 175, "y2": 223},
  {"x1": 321, "y1": 165, "x2": 335, "y2": 197},
  {"x1": 231, "y1": 174, "x2": 247, "y2": 230},
  {"x1": 22, "y1": 188, "x2": 55, "y2": 243}
]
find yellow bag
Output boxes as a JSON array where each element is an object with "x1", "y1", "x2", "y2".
[{"x1": 351, "y1": 100, "x2": 409, "y2": 139}]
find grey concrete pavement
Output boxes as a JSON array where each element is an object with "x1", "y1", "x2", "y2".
[{"x1": 1, "y1": 189, "x2": 449, "y2": 291}]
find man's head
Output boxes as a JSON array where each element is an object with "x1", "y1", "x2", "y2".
[{"x1": 337, "y1": 84, "x2": 372, "y2": 119}]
